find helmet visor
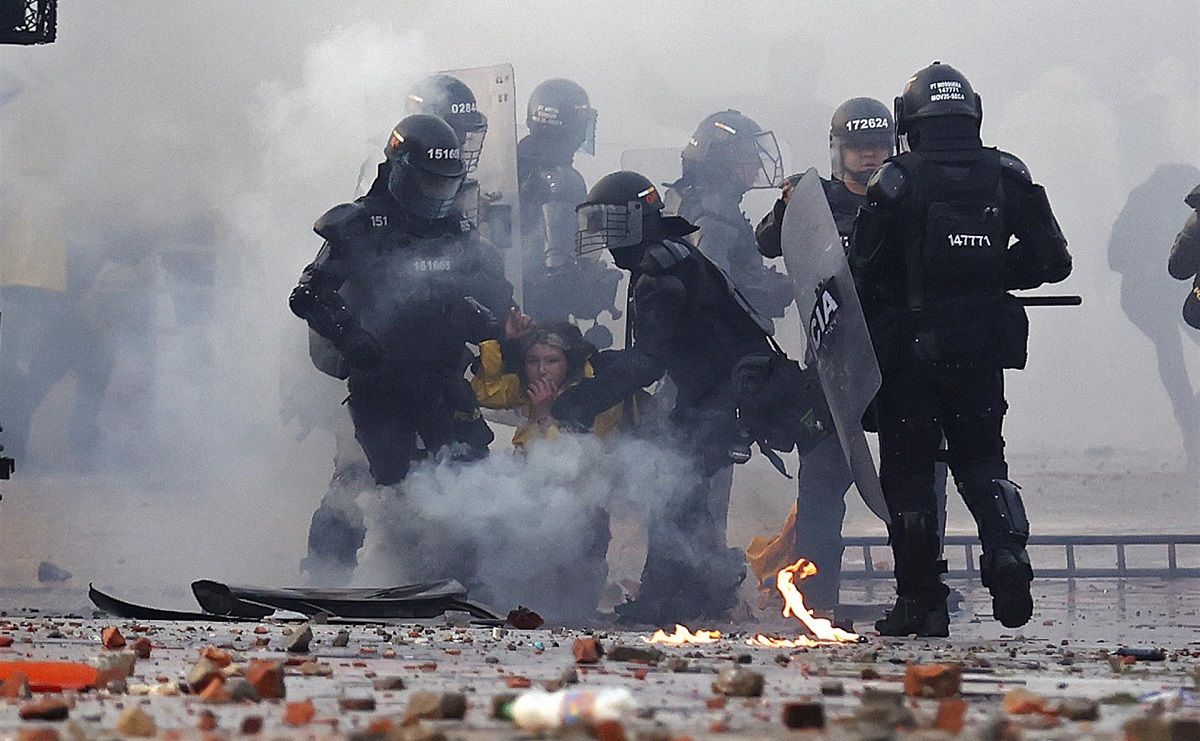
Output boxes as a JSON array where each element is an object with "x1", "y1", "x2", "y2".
[
  {"x1": 744, "y1": 130, "x2": 784, "y2": 189},
  {"x1": 575, "y1": 201, "x2": 644, "y2": 255},
  {"x1": 577, "y1": 107, "x2": 598, "y2": 156},
  {"x1": 460, "y1": 123, "x2": 487, "y2": 173},
  {"x1": 389, "y1": 156, "x2": 465, "y2": 220}
]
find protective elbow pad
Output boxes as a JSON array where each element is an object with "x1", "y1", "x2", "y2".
[{"x1": 1020, "y1": 185, "x2": 1071, "y2": 283}]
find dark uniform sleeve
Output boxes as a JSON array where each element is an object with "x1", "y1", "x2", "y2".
[
  {"x1": 754, "y1": 197, "x2": 787, "y2": 259},
  {"x1": 630, "y1": 271, "x2": 687, "y2": 370},
  {"x1": 552, "y1": 347, "x2": 664, "y2": 431},
  {"x1": 999, "y1": 153, "x2": 1072, "y2": 290},
  {"x1": 848, "y1": 162, "x2": 907, "y2": 303},
  {"x1": 1169, "y1": 190, "x2": 1200, "y2": 280},
  {"x1": 289, "y1": 204, "x2": 359, "y2": 344}
]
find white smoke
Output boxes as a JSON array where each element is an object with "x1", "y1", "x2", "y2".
[{"x1": 355, "y1": 431, "x2": 701, "y2": 619}]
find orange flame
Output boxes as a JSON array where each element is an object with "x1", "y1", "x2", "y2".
[
  {"x1": 747, "y1": 558, "x2": 861, "y2": 647},
  {"x1": 644, "y1": 624, "x2": 723, "y2": 646}
]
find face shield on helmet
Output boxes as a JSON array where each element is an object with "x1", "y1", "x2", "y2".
[
  {"x1": 740, "y1": 129, "x2": 784, "y2": 189},
  {"x1": 575, "y1": 199, "x2": 646, "y2": 256},
  {"x1": 384, "y1": 116, "x2": 468, "y2": 220}
]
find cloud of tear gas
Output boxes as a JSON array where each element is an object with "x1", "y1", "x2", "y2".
[
  {"x1": 355, "y1": 432, "x2": 701, "y2": 620},
  {"x1": 1, "y1": 0, "x2": 1198, "y2": 598}
]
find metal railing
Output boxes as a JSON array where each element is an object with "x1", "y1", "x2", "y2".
[{"x1": 842, "y1": 534, "x2": 1200, "y2": 580}]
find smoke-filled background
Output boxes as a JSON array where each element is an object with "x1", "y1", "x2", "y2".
[{"x1": 0, "y1": 1, "x2": 1197, "y2": 603}]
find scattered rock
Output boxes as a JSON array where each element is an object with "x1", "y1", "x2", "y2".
[
  {"x1": 820, "y1": 680, "x2": 845, "y2": 696},
  {"x1": 19, "y1": 698, "x2": 69, "y2": 721},
  {"x1": 130, "y1": 637, "x2": 152, "y2": 659},
  {"x1": 934, "y1": 697, "x2": 968, "y2": 734},
  {"x1": 36, "y1": 562, "x2": 72, "y2": 584},
  {"x1": 332, "y1": 630, "x2": 350, "y2": 647},
  {"x1": 227, "y1": 677, "x2": 260, "y2": 703},
  {"x1": 15, "y1": 730, "x2": 60, "y2": 741},
  {"x1": 199, "y1": 678, "x2": 231, "y2": 704},
  {"x1": 559, "y1": 666, "x2": 579, "y2": 685},
  {"x1": 97, "y1": 650, "x2": 137, "y2": 678},
  {"x1": 100, "y1": 626, "x2": 126, "y2": 650},
  {"x1": 573, "y1": 638, "x2": 604, "y2": 664},
  {"x1": 372, "y1": 676, "x2": 405, "y2": 691},
  {"x1": 855, "y1": 688, "x2": 915, "y2": 729},
  {"x1": 197, "y1": 710, "x2": 217, "y2": 732},
  {"x1": 781, "y1": 700, "x2": 824, "y2": 729},
  {"x1": 115, "y1": 707, "x2": 157, "y2": 737},
  {"x1": 904, "y1": 662, "x2": 962, "y2": 698},
  {"x1": 712, "y1": 668, "x2": 764, "y2": 697},
  {"x1": 491, "y1": 627, "x2": 508, "y2": 639},
  {"x1": 405, "y1": 691, "x2": 468, "y2": 722},
  {"x1": 1003, "y1": 688, "x2": 1049, "y2": 715},
  {"x1": 200, "y1": 646, "x2": 232, "y2": 667},
  {"x1": 0, "y1": 635, "x2": 12, "y2": 648},
  {"x1": 1055, "y1": 698, "x2": 1099, "y2": 721},
  {"x1": 186, "y1": 658, "x2": 223, "y2": 692},
  {"x1": 245, "y1": 659, "x2": 286, "y2": 700},
  {"x1": 339, "y1": 696, "x2": 376, "y2": 711},
  {"x1": 284, "y1": 623, "x2": 313, "y2": 653},
  {"x1": 283, "y1": 699, "x2": 316, "y2": 726},
  {"x1": 506, "y1": 606, "x2": 544, "y2": 630},
  {"x1": 666, "y1": 657, "x2": 690, "y2": 673},
  {"x1": 240, "y1": 715, "x2": 264, "y2": 735},
  {"x1": 491, "y1": 693, "x2": 516, "y2": 720},
  {"x1": 607, "y1": 645, "x2": 663, "y2": 665}
]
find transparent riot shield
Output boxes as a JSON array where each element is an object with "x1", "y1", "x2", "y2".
[
  {"x1": 780, "y1": 168, "x2": 890, "y2": 524},
  {"x1": 445, "y1": 63, "x2": 522, "y2": 304}
]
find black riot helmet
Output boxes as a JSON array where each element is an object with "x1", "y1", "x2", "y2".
[
  {"x1": 681, "y1": 109, "x2": 784, "y2": 192},
  {"x1": 576, "y1": 170, "x2": 697, "y2": 267},
  {"x1": 383, "y1": 114, "x2": 467, "y2": 220},
  {"x1": 527, "y1": 78, "x2": 598, "y2": 155},
  {"x1": 406, "y1": 74, "x2": 487, "y2": 173},
  {"x1": 829, "y1": 97, "x2": 894, "y2": 186},
  {"x1": 894, "y1": 61, "x2": 982, "y2": 150}
]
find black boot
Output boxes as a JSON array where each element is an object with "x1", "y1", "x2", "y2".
[
  {"x1": 967, "y1": 479, "x2": 1035, "y2": 628},
  {"x1": 875, "y1": 511, "x2": 950, "y2": 637},
  {"x1": 981, "y1": 546, "x2": 1033, "y2": 628}
]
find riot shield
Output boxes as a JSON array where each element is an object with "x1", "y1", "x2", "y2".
[
  {"x1": 444, "y1": 64, "x2": 522, "y2": 304},
  {"x1": 780, "y1": 168, "x2": 889, "y2": 524}
]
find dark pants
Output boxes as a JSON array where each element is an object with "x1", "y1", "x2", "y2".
[
  {"x1": 876, "y1": 347, "x2": 1010, "y2": 603},
  {"x1": 627, "y1": 405, "x2": 746, "y2": 625},
  {"x1": 303, "y1": 372, "x2": 493, "y2": 583}
]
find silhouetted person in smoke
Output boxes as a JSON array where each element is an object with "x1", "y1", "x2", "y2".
[
  {"x1": 1109, "y1": 164, "x2": 1200, "y2": 473},
  {"x1": 518, "y1": 78, "x2": 622, "y2": 349}
]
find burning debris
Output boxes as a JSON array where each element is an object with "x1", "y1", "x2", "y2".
[
  {"x1": 747, "y1": 559, "x2": 863, "y2": 648},
  {"x1": 644, "y1": 624, "x2": 723, "y2": 646}
]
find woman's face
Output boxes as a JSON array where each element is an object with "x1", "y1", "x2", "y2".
[{"x1": 525, "y1": 342, "x2": 569, "y2": 388}]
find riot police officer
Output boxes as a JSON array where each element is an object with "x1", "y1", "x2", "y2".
[
  {"x1": 577, "y1": 170, "x2": 827, "y2": 626},
  {"x1": 291, "y1": 115, "x2": 515, "y2": 579},
  {"x1": 304, "y1": 77, "x2": 498, "y2": 584},
  {"x1": 518, "y1": 78, "x2": 621, "y2": 348},
  {"x1": 666, "y1": 110, "x2": 793, "y2": 323},
  {"x1": 750, "y1": 98, "x2": 892, "y2": 612},
  {"x1": 850, "y1": 63, "x2": 1071, "y2": 636}
]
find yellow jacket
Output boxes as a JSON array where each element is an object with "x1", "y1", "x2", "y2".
[{"x1": 471, "y1": 339, "x2": 626, "y2": 447}]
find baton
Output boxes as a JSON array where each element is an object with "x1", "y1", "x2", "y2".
[{"x1": 1017, "y1": 295, "x2": 1081, "y2": 307}]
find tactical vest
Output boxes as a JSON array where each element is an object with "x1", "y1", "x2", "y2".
[
  {"x1": 821, "y1": 178, "x2": 866, "y2": 250},
  {"x1": 892, "y1": 148, "x2": 1009, "y2": 312}
]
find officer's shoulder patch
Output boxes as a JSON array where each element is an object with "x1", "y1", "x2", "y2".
[
  {"x1": 866, "y1": 162, "x2": 906, "y2": 204},
  {"x1": 642, "y1": 238, "x2": 691, "y2": 273},
  {"x1": 313, "y1": 202, "x2": 368, "y2": 241},
  {"x1": 998, "y1": 150, "x2": 1032, "y2": 182}
]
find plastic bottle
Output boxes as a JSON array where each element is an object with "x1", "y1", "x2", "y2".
[{"x1": 510, "y1": 687, "x2": 636, "y2": 732}]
